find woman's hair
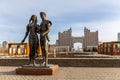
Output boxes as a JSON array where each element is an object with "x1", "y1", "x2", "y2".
[{"x1": 29, "y1": 15, "x2": 38, "y2": 24}]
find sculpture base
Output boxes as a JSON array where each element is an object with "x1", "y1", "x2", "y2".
[{"x1": 16, "y1": 64, "x2": 59, "y2": 75}]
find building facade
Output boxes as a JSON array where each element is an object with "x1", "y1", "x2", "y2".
[
  {"x1": 118, "y1": 33, "x2": 120, "y2": 41},
  {"x1": 2, "y1": 41, "x2": 8, "y2": 48},
  {"x1": 56, "y1": 27, "x2": 98, "y2": 51},
  {"x1": 98, "y1": 41, "x2": 120, "y2": 55},
  {"x1": 83, "y1": 27, "x2": 98, "y2": 50},
  {"x1": 58, "y1": 28, "x2": 72, "y2": 47}
]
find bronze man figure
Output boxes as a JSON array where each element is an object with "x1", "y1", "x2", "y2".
[
  {"x1": 21, "y1": 15, "x2": 39, "y2": 66},
  {"x1": 39, "y1": 12, "x2": 52, "y2": 66}
]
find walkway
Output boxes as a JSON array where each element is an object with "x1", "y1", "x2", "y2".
[{"x1": 0, "y1": 66, "x2": 120, "y2": 80}]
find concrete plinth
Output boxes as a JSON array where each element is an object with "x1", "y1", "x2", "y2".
[{"x1": 16, "y1": 64, "x2": 59, "y2": 75}]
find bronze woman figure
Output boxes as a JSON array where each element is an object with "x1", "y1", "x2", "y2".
[{"x1": 21, "y1": 15, "x2": 39, "y2": 65}]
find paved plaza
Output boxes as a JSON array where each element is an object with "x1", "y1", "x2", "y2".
[{"x1": 0, "y1": 66, "x2": 120, "y2": 80}]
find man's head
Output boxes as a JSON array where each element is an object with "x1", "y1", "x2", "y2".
[{"x1": 40, "y1": 12, "x2": 46, "y2": 20}]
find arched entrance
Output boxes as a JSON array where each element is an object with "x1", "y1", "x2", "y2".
[{"x1": 73, "y1": 42, "x2": 83, "y2": 52}]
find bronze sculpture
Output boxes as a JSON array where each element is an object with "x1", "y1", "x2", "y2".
[
  {"x1": 21, "y1": 15, "x2": 39, "y2": 66},
  {"x1": 16, "y1": 12, "x2": 59, "y2": 75},
  {"x1": 21, "y1": 12, "x2": 51, "y2": 67},
  {"x1": 39, "y1": 12, "x2": 52, "y2": 66}
]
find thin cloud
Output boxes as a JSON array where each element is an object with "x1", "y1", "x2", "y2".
[{"x1": 0, "y1": 0, "x2": 120, "y2": 44}]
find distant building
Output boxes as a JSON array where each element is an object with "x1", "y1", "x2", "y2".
[
  {"x1": 98, "y1": 41, "x2": 120, "y2": 55},
  {"x1": 2, "y1": 41, "x2": 8, "y2": 48},
  {"x1": 0, "y1": 44, "x2": 2, "y2": 48},
  {"x1": 58, "y1": 28, "x2": 73, "y2": 47},
  {"x1": 83, "y1": 27, "x2": 98, "y2": 50},
  {"x1": 118, "y1": 33, "x2": 120, "y2": 41},
  {"x1": 56, "y1": 27, "x2": 98, "y2": 51}
]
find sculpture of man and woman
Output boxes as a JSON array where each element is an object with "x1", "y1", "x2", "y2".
[{"x1": 21, "y1": 12, "x2": 52, "y2": 66}]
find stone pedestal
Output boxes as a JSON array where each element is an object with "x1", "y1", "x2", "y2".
[{"x1": 16, "y1": 64, "x2": 59, "y2": 75}]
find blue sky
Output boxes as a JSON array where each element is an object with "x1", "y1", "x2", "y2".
[{"x1": 0, "y1": 0, "x2": 120, "y2": 44}]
